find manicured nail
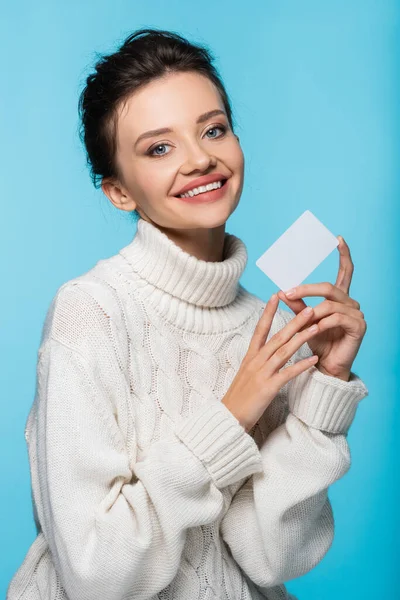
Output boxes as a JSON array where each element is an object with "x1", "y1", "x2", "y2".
[{"x1": 285, "y1": 288, "x2": 296, "y2": 297}]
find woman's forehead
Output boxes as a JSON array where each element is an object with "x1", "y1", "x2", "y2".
[{"x1": 116, "y1": 73, "x2": 224, "y2": 142}]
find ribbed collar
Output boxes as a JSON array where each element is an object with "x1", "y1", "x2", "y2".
[
  {"x1": 119, "y1": 218, "x2": 248, "y2": 308},
  {"x1": 113, "y1": 218, "x2": 262, "y2": 334}
]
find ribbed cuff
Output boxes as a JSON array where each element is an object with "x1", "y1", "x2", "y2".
[
  {"x1": 174, "y1": 399, "x2": 264, "y2": 488},
  {"x1": 287, "y1": 365, "x2": 369, "y2": 434}
]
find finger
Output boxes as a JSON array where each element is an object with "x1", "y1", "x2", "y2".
[
  {"x1": 295, "y1": 300, "x2": 365, "y2": 333},
  {"x1": 281, "y1": 282, "x2": 359, "y2": 309},
  {"x1": 335, "y1": 236, "x2": 354, "y2": 295},
  {"x1": 266, "y1": 320, "x2": 320, "y2": 376},
  {"x1": 277, "y1": 291, "x2": 307, "y2": 313},
  {"x1": 316, "y1": 311, "x2": 366, "y2": 338},
  {"x1": 247, "y1": 294, "x2": 279, "y2": 358},
  {"x1": 271, "y1": 353, "x2": 319, "y2": 390},
  {"x1": 252, "y1": 305, "x2": 315, "y2": 371}
]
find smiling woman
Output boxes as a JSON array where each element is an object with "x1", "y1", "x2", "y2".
[
  {"x1": 77, "y1": 28, "x2": 244, "y2": 260},
  {"x1": 7, "y1": 26, "x2": 369, "y2": 600}
]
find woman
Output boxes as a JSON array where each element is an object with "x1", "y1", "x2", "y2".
[{"x1": 8, "y1": 28, "x2": 368, "y2": 600}]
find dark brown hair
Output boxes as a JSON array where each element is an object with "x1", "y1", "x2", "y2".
[{"x1": 78, "y1": 28, "x2": 237, "y2": 221}]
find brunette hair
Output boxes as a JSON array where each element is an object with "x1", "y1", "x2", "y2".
[{"x1": 78, "y1": 28, "x2": 237, "y2": 221}]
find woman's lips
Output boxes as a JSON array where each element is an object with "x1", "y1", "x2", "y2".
[{"x1": 176, "y1": 179, "x2": 229, "y2": 204}]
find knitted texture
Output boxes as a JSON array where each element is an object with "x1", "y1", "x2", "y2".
[{"x1": 7, "y1": 218, "x2": 369, "y2": 600}]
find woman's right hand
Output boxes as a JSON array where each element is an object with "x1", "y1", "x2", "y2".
[{"x1": 222, "y1": 293, "x2": 321, "y2": 433}]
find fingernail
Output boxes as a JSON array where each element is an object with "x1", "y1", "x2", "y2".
[{"x1": 284, "y1": 288, "x2": 296, "y2": 297}]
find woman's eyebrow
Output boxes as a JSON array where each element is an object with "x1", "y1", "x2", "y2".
[{"x1": 134, "y1": 109, "x2": 227, "y2": 149}]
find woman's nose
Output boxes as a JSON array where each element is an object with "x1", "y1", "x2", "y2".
[{"x1": 182, "y1": 141, "x2": 217, "y2": 171}]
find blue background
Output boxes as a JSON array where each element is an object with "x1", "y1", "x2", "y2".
[{"x1": 1, "y1": 1, "x2": 398, "y2": 598}]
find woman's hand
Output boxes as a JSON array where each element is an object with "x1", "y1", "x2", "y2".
[
  {"x1": 222, "y1": 294, "x2": 323, "y2": 433},
  {"x1": 277, "y1": 236, "x2": 367, "y2": 382}
]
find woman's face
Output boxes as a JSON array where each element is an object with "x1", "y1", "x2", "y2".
[{"x1": 103, "y1": 71, "x2": 244, "y2": 230}]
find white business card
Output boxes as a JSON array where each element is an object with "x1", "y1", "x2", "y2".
[{"x1": 255, "y1": 210, "x2": 339, "y2": 291}]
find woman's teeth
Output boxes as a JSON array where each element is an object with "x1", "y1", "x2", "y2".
[{"x1": 178, "y1": 180, "x2": 224, "y2": 198}]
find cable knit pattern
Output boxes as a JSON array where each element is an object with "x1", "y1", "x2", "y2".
[{"x1": 7, "y1": 218, "x2": 369, "y2": 600}]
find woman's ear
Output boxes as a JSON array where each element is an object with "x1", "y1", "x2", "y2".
[{"x1": 235, "y1": 134, "x2": 240, "y2": 142}]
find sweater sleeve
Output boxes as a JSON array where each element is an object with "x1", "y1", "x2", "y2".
[
  {"x1": 32, "y1": 285, "x2": 264, "y2": 600},
  {"x1": 220, "y1": 306, "x2": 369, "y2": 588}
]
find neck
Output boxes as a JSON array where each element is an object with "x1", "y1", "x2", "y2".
[{"x1": 139, "y1": 217, "x2": 227, "y2": 262}]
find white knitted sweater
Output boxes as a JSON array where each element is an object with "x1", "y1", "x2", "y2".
[{"x1": 8, "y1": 218, "x2": 369, "y2": 600}]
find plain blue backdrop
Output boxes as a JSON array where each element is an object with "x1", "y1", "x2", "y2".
[{"x1": 1, "y1": 1, "x2": 398, "y2": 598}]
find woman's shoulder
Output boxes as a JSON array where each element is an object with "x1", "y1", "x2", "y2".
[{"x1": 39, "y1": 269, "x2": 133, "y2": 361}]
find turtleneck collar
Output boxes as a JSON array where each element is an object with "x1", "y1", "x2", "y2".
[
  {"x1": 113, "y1": 217, "x2": 261, "y2": 334},
  {"x1": 119, "y1": 218, "x2": 248, "y2": 308}
]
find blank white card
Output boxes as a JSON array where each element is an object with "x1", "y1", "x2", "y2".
[{"x1": 255, "y1": 210, "x2": 339, "y2": 292}]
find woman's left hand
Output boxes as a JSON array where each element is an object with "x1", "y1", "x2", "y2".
[{"x1": 277, "y1": 236, "x2": 367, "y2": 382}]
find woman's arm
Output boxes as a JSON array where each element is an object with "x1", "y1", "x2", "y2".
[
  {"x1": 219, "y1": 307, "x2": 369, "y2": 589},
  {"x1": 30, "y1": 284, "x2": 264, "y2": 600}
]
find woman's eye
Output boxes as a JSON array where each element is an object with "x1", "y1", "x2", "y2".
[
  {"x1": 148, "y1": 143, "x2": 170, "y2": 157},
  {"x1": 205, "y1": 125, "x2": 227, "y2": 139},
  {"x1": 147, "y1": 125, "x2": 227, "y2": 157}
]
